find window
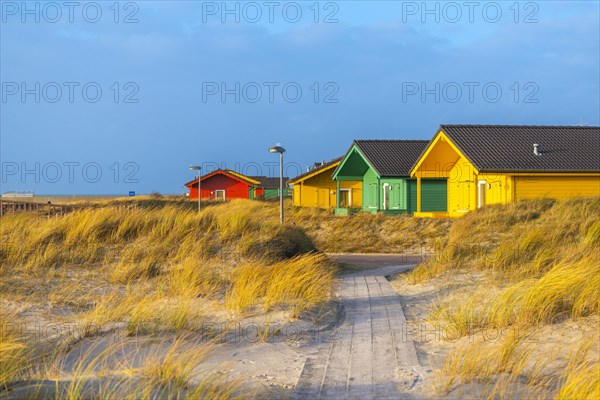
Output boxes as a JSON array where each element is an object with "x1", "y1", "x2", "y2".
[
  {"x1": 215, "y1": 190, "x2": 226, "y2": 201},
  {"x1": 339, "y1": 189, "x2": 351, "y2": 208}
]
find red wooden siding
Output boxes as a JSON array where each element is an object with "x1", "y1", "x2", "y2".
[{"x1": 187, "y1": 172, "x2": 253, "y2": 200}]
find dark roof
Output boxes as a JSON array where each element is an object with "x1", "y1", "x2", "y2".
[
  {"x1": 288, "y1": 157, "x2": 343, "y2": 183},
  {"x1": 438, "y1": 125, "x2": 600, "y2": 172},
  {"x1": 249, "y1": 176, "x2": 289, "y2": 188},
  {"x1": 354, "y1": 140, "x2": 430, "y2": 176}
]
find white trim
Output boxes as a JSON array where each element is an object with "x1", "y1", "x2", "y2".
[
  {"x1": 477, "y1": 180, "x2": 486, "y2": 208},
  {"x1": 215, "y1": 189, "x2": 226, "y2": 201},
  {"x1": 339, "y1": 188, "x2": 352, "y2": 208},
  {"x1": 383, "y1": 183, "x2": 390, "y2": 210}
]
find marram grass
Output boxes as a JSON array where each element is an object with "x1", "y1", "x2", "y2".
[{"x1": 401, "y1": 197, "x2": 600, "y2": 399}]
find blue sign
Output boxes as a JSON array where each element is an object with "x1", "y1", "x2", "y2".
[{"x1": 129, "y1": 191, "x2": 135, "y2": 197}]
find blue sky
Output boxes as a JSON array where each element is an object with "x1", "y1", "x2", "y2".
[{"x1": 1, "y1": 1, "x2": 599, "y2": 195}]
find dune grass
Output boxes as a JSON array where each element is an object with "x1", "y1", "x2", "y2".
[
  {"x1": 556, "y1": 342, "x2": 600, "y2": 400},
  {"x1": 438, "y1": 332, "x2": 599, "y2": 400},
  {"x1": 225, "y1": 254, "x2": 336, "y2": 317},
  {"x1": 5, "y1": 195, "x2": 596, "y2": 398},
  {"x1": 0, "y1": 308, "x2": 28, "y2": 389},
  {"x1": 0, "y1": 199, "x2": 335, "y2": 397},
  {"x1": 398, "y1": 197, "x2": 600, "y2": 398},
  {"x1": 23, "y1": 335, "x2": 238, "y2": 400},
  {"x1": 288, "y1": 205, "x2": 452, "y2": 253},
  {"x1": 405, "y1": 198, "x2": 599, "y2": 328}
]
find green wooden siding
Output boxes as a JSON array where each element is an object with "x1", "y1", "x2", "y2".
[
  {"x1": 380, "y1": 178, "x2": 408, "y2": 213},
  {"x1": 249, "y1": 187, "x2": 290, "y2": 201},
  {"x1": 263, "y1": 188, "x2": 290, "y2": 200},
  {"x1": 263, "y1": 188, "x2": 278, "y2": 200},
  {"x1": 407, "y1": 179, "x2": 448, "y2": 213},
  {"x1": 360, "y1": 172, "x2": 412, "y2": 214},
  {"x1": 335, "y1": 144, "x2": 438, "y2": 215}
]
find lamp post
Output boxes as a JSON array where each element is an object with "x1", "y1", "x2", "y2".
[
  {"x1": 189, "y1": 165, "x2": 202, "y2": 212},
  {"x1": 268, "y1": 144, "x2": 286, "y2": 224}
]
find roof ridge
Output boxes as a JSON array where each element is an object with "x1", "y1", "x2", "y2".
[
  {"x1": 441, "y1": 124, "x2": 600, "y2": 129},
  {"x1": 354, "y1": 139, "x2": 430, "y2": 142}
]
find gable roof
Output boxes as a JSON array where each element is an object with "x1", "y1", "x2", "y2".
[
  {"x1": 288, "y1": 157, "x2": 343, "y2": 184},
  {"x1": 184, "y1": 169, "x2": 258, "y2": 187},
  {"x1": 429, "y1": 125, "x2": 600, "y2": 173},
  {"x1": 350, "y1": 140, "x2": 430, "y2": 177},
  {"x1": 249, "y1": 176, "x2": 290, "y2": 188}
]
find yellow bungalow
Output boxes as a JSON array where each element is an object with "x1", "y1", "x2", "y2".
[
  {"x1": 411, "y1": 125, "x2": 600, "y2": 218},
  {"x1": 288, "y1": 158, "x2": 362, "y2": 209}
]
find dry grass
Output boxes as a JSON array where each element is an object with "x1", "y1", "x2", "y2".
[
  {"x1": 556, "y1": 342, "x2": 600, "y2": 400},
  {"x1": 404, "y1": 198, "x2": 599, "y2": 326},
  {"x1": 438, "y1": 330, "x2": 535, "y2": 394},
  {"x1": 438, "y1": 332, "x2": 599, "y2": 400},
  {"x1": 6, "y1": 195, "x2": 596, "y2": 398},
  {"x1": 397, "y1": 197, "x2": 600, "y2": 398},
  {"x1": 289, "y1": 205, "x2": 452, "y2": 253},
  {"x1": 25, "y1": 335, "x2": 238, "y2": 400},
  {"x1": 0, "y1": 309, "x2": 28, "y2": 389},
  {"x1": 0, "y1": 198, "x2": 336, "y2": 397},
  {"x1": 225, "y1": 254, "x2": 336, "y2": 318}
]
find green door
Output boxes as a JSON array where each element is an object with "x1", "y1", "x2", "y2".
[{"x1": 408, "y1": 179, "x2": 447, "y2": 214}]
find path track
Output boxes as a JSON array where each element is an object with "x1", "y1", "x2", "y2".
[{"x1": 293, "y1": 264, "x2": 425, "y2": 400}]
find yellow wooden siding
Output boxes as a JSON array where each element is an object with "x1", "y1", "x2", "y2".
[
  {"x1": 412, "y1": 130, "x2": 600, "y2": 218},
  {"x1": 446, "y1": 157, "x2": 476, "y2": 215},
  {"x1": 292, "y1": 175, "x2": 362, "y2": 209},
  {"x1": 293, "y1": 185, "x2": 302, "y2": 206},
  {"x1": 343, "y1": 183, "x2": 362, "y2": 208},
  {"x1": 514, "y1": 175, "x2": 600, "y2": 200},
  {"x1": 412, "y1": 131, "x2": 476, "y2": 217},
  {"x1": 478, "y1": 173, "x2": 514, "y2": 206}
]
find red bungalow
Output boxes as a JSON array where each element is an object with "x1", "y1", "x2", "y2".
[{"x1": 184, "y1": 169, "x2": 260, "y2": 201}]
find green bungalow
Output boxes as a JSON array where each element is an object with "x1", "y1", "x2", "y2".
[{"x1": 332, "y1": 140, "x2": 448, "y2": 215}]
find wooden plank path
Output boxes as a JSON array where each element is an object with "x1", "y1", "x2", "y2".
[
  {"x1": 0, "y1": 199, "x2": 77, "y2": 218},
  {"x1": 293, "y1": 265, "x2": 424, "y2": 400}
]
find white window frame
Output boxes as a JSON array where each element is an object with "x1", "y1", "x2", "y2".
[
  {"x1": 215, "y1": 189, "x2": 226, "y2": 201},
  {"x1": 383, "y1": 183, "x2": 390, "y2": 210},
  {"x1": 477, "y1": 180, "x2": 487, "y2": 208},
  {"x1": 339, "y1": 188, "x2": 352, "y2": 208}
]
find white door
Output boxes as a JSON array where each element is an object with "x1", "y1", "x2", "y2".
[
  {"x1": 477, "y1": 180, "x2": 486, "y2": 208},
  {"x1": 383, "y1": 183, "x2": 390, "y2": 210}
]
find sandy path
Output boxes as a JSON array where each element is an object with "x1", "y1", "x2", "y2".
[{"x1": 293, "y1": 264, "x2": 424, "y2": 399}]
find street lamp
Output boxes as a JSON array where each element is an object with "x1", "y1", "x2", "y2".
[
  {"x1": 189, "y1": 165, "x2": 202, "y2": 212},
  {"x1": 269, "y1": 144, "x2": 286, "y2": 224}
]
